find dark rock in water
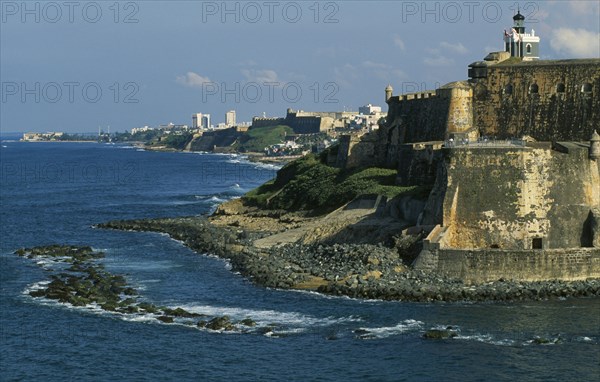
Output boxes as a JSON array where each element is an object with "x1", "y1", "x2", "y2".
[
  {"x1": 206, "y1": 316, "x2": 235, "y2": 331},
  {"x1": 101, "y1": 302, "x2": 118, "y2": 311},
  {"x1": 197, "y1": 320, "x2": 207, "y2": 328},
  {"x1": 353, "y1": 328, "x2": 379, "y2": 339},
  {"x1": 162, "y1": 307, "x2": 201, "y2": 318},
  {"x1": 16, "y1": 245, "x2": 144, "y2": 312},
  {"x1": 532, "y1": 335, "x2": 562, "y2": 345},
  {"x1": 119, "y1": 298, "x2": 137, "y2": 306},
  {"x1": 137, "y1": 302, "x2": 159, "y2": 314},
  {"x1": 119, "y1": 305, "x2": 139, "y2": 314},
  {"x1": 240, "y1": 318, "x2": 257, "y2": 327},
  {"x1": 423, "y1": 329, "x2": 458, "y2": 340},
  {"x1": 122, "y1": 287, "x2": 138, "y2": 296},
  {"x1": 156, "y1": 316, "x2": 174, "y2": 323},
  {"x1": 532, "y1": 337, "x2": 551, "y2": 344},
  {"x1": 28, "y1": 289, "x2": 46, "y2": 298},
  {"x1": 69, "y1": 296, "x2": 90, "y2": 307},
  {"x1": 258, "y1": 326, "x2": 275, "y2": 335}
]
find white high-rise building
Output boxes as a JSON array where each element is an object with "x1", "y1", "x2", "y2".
[
  {"x1": 202, "y1": 114, "x2": 211, "y2": 129},
  {"x1": 359, "y1": 104, "x2": 382, "y2": 115},
  {"x1": 192, "y1": 113, "x2": 203, "y2": 129},
  {"x1": 226, "y1": 110, "x2": 236, "y2": 127},
  {"x1": 193, "y1": 113, "x2": 211, "y2": 129}
]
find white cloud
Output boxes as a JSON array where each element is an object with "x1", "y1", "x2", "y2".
[
  {"x1": 550, "y1": 28, "x2": 600, "y2": 58},
  {"x1": 422, "y1": 41, "x2": 467, "y2": 67},
  {"x1": 176, "y1": 72, "x2": 212, "y2": 88},
  {"x1": 484, "y1": 45, "x2": 502, "y2": 54},
  {"x1": 362, "y1": 61, "x2": 389, "y2": 69},
  {"x1": 238, "y1": 59, "x2": 258, "y2": 67},
  {"x1": 423, "y1": 56, "x2": 454, "y2": 66},
  {"x1": 568, "y1": 1, "x2": 600, "y2": 15},
  {"x1": 439, "y1": 41, "x2": 468, "y2": 54},
  {"x1": 361, "y1": 61, "x2": 407, "y2": 81},
  {"x1": 333, "y1": 61, "x2": 407, "y2": 89},
  {"x1": 333, "y1": 63, "x2": 359, "y2": 88},
  {"x1": 393, "y1": 34, "x2": 405, "y2": 51},
  {"x1": 532, "y1": 8, "x2": 550, "y2": 22},
  {"x1": 241, "y1": 69, "x2": 280, "y2": 84}
]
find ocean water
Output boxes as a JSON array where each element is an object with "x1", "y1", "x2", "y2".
[{"x1": 0, "y1": 142, "x2": 598, "y2": 382}]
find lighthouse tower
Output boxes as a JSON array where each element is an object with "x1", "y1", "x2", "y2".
[{"x1": 504, "y1": 10, "x2": 540, "y2": 61}]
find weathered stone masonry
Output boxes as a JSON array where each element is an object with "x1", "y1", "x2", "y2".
[
  {"x1": 335, "y1": 54, "x2": 600, "y2": 283},
  {"x1": 471, "y1": 59, "x2": 600, "y2": 141}
]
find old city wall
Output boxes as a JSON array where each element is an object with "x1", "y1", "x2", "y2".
[
  {"x1": 419, "y1": 247, "x2": 600, "y2": 284},
  {"x1": 374, "y1": 86, "x2": 474, "y2": 169},
  {"x1": 375, "y1": 93, "x2": 448, "y2": 168},
  {"x1": 335, "y1": 133, "x2": 379, "y2": 169},
  {"x1": 472, "y1": 60, "x2": 600, "y2": 141},
  {"x1": 343, "y1": 60, "x2": 600, "y2": 171},
  {"x1": 251, "y1": 117, "x2": 286, "y2": 129}
]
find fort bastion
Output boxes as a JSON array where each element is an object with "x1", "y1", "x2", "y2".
[{"x1": 334, "y1": 13, "x2": 600, "y2": 283}]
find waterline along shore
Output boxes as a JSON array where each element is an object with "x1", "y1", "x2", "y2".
[{"x1": 97, "y1": 212, "x2": 600, "y2": 302}]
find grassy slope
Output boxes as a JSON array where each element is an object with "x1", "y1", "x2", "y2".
[
  {"x1": 161, "y1": 133, "x2": 194, "y2": 150},
  {"x1": 234, "y1": 125, "x2": 294, "y2": 152},
  {"x1": 243, "y1": 151, "x2": 429, "y2": 215}
]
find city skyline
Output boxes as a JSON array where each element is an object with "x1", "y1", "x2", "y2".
[{"x1": 1, "y1": 1, "x2": 599, "y2": 133}]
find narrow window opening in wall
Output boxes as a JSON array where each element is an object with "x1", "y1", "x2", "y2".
[
  {"x1": 532, "y1": 238, "x2": 543, "y2": 249},
  {"x1": 526, "y1": 44, "x2": 532, "y2": 53},
  {"x1": 529, "y1": 84, "x2": 539, "y2": 94},
  {"x1": 490, "y1": 244, "x2": 500, "y2": 249},
  {"x1": 504, "y1": 84, "x2": 513, "y2": 95},
  {"x1": 581, "y1": 83, "x2": 592, "y2": 93},
  {"x1": 556, "y1": 83, "x2": 565, "y2": 93}
]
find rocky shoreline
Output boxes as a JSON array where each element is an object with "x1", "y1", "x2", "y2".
[
  {"x1": 17, "y1": 245, "x2": 258, "y2": 332},
  {"x1": 97, "y1": 217, "x2": 600, "y2": 302},
  {"x1": 134, "y1": 142, "x2": 292, "y2": 165}
]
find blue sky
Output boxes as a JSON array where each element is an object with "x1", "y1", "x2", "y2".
[{"x1": 1, "y1": 0, "x2": 599, "y2": 133}]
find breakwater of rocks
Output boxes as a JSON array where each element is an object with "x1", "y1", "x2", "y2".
[
  {"x1": 16, "y1": 245, "x2": 257, "y2": 332},
  {"x1": 97, "y1": 218, "x2": 600, "y2": 302}
]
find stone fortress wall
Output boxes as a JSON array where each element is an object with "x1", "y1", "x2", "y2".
[
  {"x1": 365, "y1": 54, "x2": 600, "y2": 169},
  {"x1": 438, "y1": 143, "x2": 599, "y2": 250},
  {"x1": 252, "y1": 109, "x2": 358, "y2": 135},
  {"x1": 471, "y1": 58, "x2": 600, "y2": 141},
  {"x1": 333, "y1": 53, "x2": 600, "y2": 283}
]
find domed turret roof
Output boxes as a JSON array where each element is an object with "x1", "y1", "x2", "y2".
[
  {"x1": 591, "y1": 130, "x2": 600, "y2": 142},
  {"x1": 513, "y1": 12, "x2": 525, "y2": 21},
  {"x1": 385, "y1": 84, "x2": 393, "y2": 91}
]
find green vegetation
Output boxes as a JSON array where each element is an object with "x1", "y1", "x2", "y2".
[
  {"x1": 56, "y1": 133, "x2": 97, "y2": 141},
  {"x1": 243, "y1": 151, "x2": 428, "y2": 214},
  {"x1": 113, "y1": 129, "x2": 163, "y2": 143},
  {"x1": 160, "y1": 133, "x2": 194, "y2": 150},
  {"x1": 496, "y1": 56, "x2": 524, "y2": 65},
  {"x1": 233, "y1": 125, "x2": 293, "y2": 152}
]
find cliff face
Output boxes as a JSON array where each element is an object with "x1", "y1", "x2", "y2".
[{"x1": 190, "y1": 128, "x2": 241, "y2": 152}]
